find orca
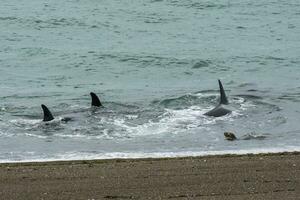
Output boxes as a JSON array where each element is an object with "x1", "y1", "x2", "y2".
[
  {"x1": 41, "y1": 104, "x2": 72, "y2": 122},
  {"x1": 90, "y1": 92, "x2": 103, "y2": 107},
  {"x1": 41, "y1": 92, "x2": 103, "y2": 121},
  {"x1": 41, "y1": 104, "x2": 54, "y2": 122},
  {"x1": 204, "y1": 80, "x2": 231, "y2": 117}
]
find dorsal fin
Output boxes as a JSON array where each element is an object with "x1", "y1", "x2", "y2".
[
  {"x1": 90, "y1": 92, "x2": 102, "y2": 107},
  {"x1": 218, "y1": 79, "x2": 229, "y2": 105},
  {"x1": 41, "y1": 104, "x2": 54, "y2": 122}
]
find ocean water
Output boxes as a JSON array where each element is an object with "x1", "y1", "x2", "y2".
[{"x1": 0, "y1": 0, "x2": 300, "y2": 162}]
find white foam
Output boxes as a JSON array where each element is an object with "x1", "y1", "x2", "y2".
[
  {"x1": 23, "y1": 133, "x2": 48, "y2": 139},
  {"x1": 10, "y1": 119, "x2": 41, "y2": 126},
  {"x1": 195, "y1": 92, "x2": 215, "y2": 98},
  {"x1": 240, "y1": 100, "x2": 256, "y2": 111},
  {"x1": 1, "y1": 146, "x2": 300, "y2": 163},
  {"x1": 41, "y1": 105, "x2": 243, "y2": 140},
  {"x1": 111, "y1": 106, "x2": 212, "y2": 137}
]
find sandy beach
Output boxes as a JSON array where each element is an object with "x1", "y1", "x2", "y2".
[{"x1": 0, "y1": 152, "x2": 299, "y2": 200}]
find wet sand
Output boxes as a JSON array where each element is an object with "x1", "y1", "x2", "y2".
[{"x1": 0, "y1": 152, "x2": 299, "y2": 200}]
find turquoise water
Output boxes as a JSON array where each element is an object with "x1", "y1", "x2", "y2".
[{"x1": 0, "y1": 0, "x2": 300, "y2": 162}]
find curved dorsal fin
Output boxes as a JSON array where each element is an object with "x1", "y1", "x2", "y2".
[
  {"x1": 90, "y1": 92, "x2": 102, "y2": 107},
  {"x1": 41, "y1": 104, "x2": 54, "y2": 122},
  {"x1": 218, "y1": 79, "x2": 229, "y2": 105}
]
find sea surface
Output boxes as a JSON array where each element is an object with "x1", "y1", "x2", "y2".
[{"x1": 0, "y1": 0, "x2": 300, "y2": 162}]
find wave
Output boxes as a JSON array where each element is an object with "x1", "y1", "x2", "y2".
[
  {"x1": 1, "y1": 147, "x2": 300, "y2": 164},
  {"x1": 0, "y1": 90, "x2": 285, "y2": 141}
]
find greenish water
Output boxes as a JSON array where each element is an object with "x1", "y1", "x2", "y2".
[{"x1": 0, "y1": 0, "x2": 300, "y2": 162}]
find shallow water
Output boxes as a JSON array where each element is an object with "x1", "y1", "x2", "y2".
[{"x1": 0, "y1": 0, "x2": 300, "y2": 162}]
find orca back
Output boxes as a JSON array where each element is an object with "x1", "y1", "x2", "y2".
[
  {"x1": 204, "y1": 79, "x2": 231, "y2": 117},
  {"x1": 205, "y1": 104, "x2": 231, "y2": 117}
]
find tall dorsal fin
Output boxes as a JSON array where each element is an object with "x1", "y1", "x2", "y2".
[
  {"x1": 90, "y1": 92, "x2": 102, "y2": 107},
  {"x1": 41, "y1": 104, "x2": 54, "y2": 122},
  {"x1": 218, "y1": 79, "x2": 229, "y2": 105}
]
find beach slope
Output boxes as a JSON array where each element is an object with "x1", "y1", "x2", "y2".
[{"x1": 0, "y1": 152, "x2": 299, "y2": 199}]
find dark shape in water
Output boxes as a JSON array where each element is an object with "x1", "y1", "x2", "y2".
[
  {"x1": 224, "y1": 132, "x2": 237, "y2": 141},
  {"x1": 41, "y1": 92, "x2": 103, "y2": 122},
  {"x1": 224, "y1": 132, "x2": 236, "y2": 141},
  {"x1": 224, "y1": 132, "x2": 268, "y2": 141},
  {"x1": 204, "y1": 79, "x2": 231, "y2": 117},
  {"x1": 41, "y1": 104, "x2": 54, "y2": 122},
  {"x1": 41, "y1": 104, "x2": 72, "y2": 122},
  {"x1": 90, "y1": 92, "x2": 103, "y2": 107}
]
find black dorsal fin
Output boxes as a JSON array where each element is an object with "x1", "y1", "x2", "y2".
[
  {"x1": 90, "y1": 92, "x2": 102, "y2": 107},
  {"x1": 218, "y1": 79, "x2": 229, "y2": 105},
  {"x1": 41, "y1": 104, "x2": 54, "y2": 122}
]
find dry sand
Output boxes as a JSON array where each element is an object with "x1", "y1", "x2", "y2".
[{"x1": 0, "y1": 152, "x2": 299, "y2": 200}]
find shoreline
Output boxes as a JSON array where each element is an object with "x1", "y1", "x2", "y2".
[
  {"x1": 1, "y1": 151, "x2": 299, "y2": 199},
  {"x1": 2, "y1": 149, "x2": 300, "y2": 164},
  {"x1": 1, "y1": 151, "x2": 300, "y2": 165}
]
